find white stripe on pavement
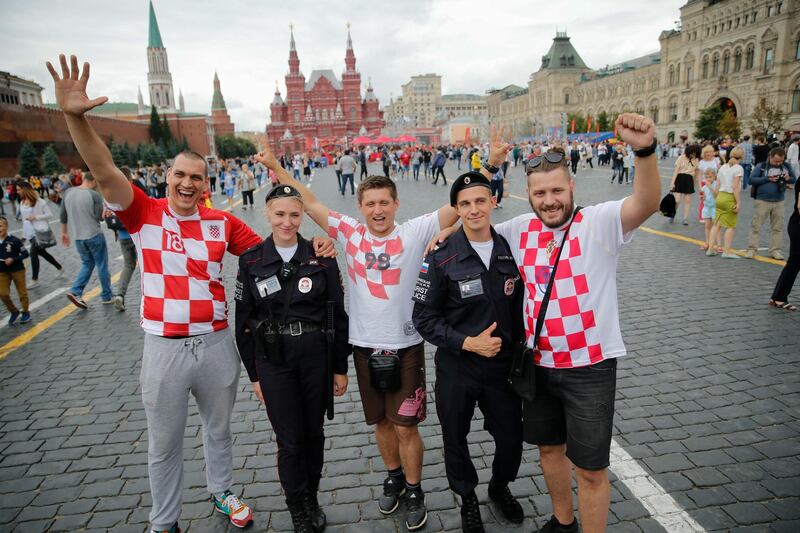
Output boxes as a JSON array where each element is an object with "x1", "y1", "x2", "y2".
[
  {"x1": 610, "y1": 440, "x2": 706, "y2": 532},
  {"x1": 0, "y1": 287, "x2": 68, "y2": 330}
]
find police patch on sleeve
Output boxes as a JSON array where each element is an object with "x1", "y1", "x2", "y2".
[
  {"x1": 234, "y1": 276, "x2": 244, "y2": 301},
  {"x1": 413, "y1": 276, "x2": 430, "y2": 303}
]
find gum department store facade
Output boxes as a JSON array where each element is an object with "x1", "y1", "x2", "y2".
[{"x1": 488, "y1": 0, "x2": 800, "y2": 142}]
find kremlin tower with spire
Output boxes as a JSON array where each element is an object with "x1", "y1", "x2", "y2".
[{"x1": 266, "y1": 24, "x2": 384, "y2": 154}]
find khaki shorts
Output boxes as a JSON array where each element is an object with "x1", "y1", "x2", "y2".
[{"x1": 353, "y1": 343, "x2": 426, "y2": 426}]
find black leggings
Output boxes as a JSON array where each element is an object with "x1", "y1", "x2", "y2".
[
  {"x1": 242, "y1": 190, "x2": 254, "y2": 207},
  {"x1": 433, "y1": 166, "x2": 447, "y2": 184},
  {"x1": 771, "y1": 215, "x2": 799, "y2": 302},
  {"x1": 30, "y1": 239, "x2": 62, "y2": 280},
  {"x1": 571, "y1": 159, "x2": 578, "y2": 174}
]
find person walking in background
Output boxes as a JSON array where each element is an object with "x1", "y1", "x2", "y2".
[
  {"x1": 237, "y1": 164, "x2": 256, "y2": 210},
  {"x1": 739, "y1": 135, "x2": 753, "y2": 190},
  {"x1": 746, "y1": 148, "x2": 797, "y2": 260},
  {"x1": 60, "y1": 172, "x2": 113, "y2": 308},
  {"x1": 699, "y1": 168, "x2": 721, "y2": 252},
  {"x1": 707, "y1": 147, "x2": 744, "y2": 258},
  {"x1": 432, "y1": 147, "x2": 448, "y2": 186},
  {"x1": 17, "y1": 180, "x2": 64, "y2": 288},
  {"x1": 769, "y1": 164, "x2": 800, "y2": 311},
  {"x1": 491, "y1": 165, "x2": 505, "y2": 209},
  {"x1": 669, "y1": 144, "x2": 700, "y2": 224},
  {"x1": 0, "y1": 216, "x2": 31, "y2": 325},
  {"x1": 338, "y1": 149, "x2": 357, "y2": 196},
  {"x1": 359, "y1": 147, "x2": 369, "y2": 181}
]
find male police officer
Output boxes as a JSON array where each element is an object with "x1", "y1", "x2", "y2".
[{"x1": 412, "y1": 172, "x2": 524, "y2": 533}]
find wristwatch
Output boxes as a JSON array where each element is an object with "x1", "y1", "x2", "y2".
[
  {"x1": 482, "y1": 162, "x2": 500, "y2": 174},
  {"x1": 633, "y1": 138, "x2": 658, "y2": 158}
]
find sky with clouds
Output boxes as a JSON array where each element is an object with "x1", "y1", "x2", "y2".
[{"x1": 3, "y1": 0, "x2": 686, "y2": 132}]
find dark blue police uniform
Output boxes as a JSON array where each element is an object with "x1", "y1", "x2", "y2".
[{"x1": 411, "y1": 226, "x2": 523, "y2": 499}]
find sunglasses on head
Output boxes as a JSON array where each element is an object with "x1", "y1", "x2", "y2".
[{"x1": 526, "y1": 151, "x2": 568, "y2": 173}]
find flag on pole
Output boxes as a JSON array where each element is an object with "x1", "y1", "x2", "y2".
[
  {"x1": 596, "y1": 122, "x2": 600, "y2": 133},
  {"x1": 570, "y1": 119, "x2": 575, "y2": 134},
  {"x1": 464, "y1": 127, "x2": 471, "y2": 145},
  {"x1": 586, "y1": 117, "x2": 592, "y2": 133}
]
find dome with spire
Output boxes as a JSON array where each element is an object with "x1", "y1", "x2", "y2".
[
  {"x1": 211, "y1": 71, "x2": 227, "y2": 111},
  {"x1": 272, "y1": 84, "x2": 285, "y2": 106},
  {"x1": 364, "y1": 77, "x2": 378, "y2": 102}
]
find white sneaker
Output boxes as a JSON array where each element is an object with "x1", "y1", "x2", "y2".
[{"x1": 28, "y1": 280, "x2": 39, "y2": 289}]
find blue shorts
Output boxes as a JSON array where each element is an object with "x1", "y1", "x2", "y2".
[
  {"x1": 225, "y1": 188, "x2": 235, "y2": 197},
  {"x1": 702, "y1": 206, "x2": 715, "y2": 219}
]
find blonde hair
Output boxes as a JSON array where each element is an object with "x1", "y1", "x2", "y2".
[
  {"x1": 728, "y1": 147, "x2": 744, "y2": 161},
  {"x1": 701, "y1": 145, "x2": 715, "y2": 157}
]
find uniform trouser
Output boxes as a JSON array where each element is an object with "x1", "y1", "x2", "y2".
[
  {"x1": 242, "y1": 190, "x2": 254, "y2": 207},
  {"x1": 0, "y1": 270, "x2": 28, "y2": 313},
  {"x1": 258, "y1": 332, "x2": 327, "y2": 503},
  {"x1": 748, "y1": 199, "x2": 785, "y2": 254},
  {"x1": 490, "y1": 180, "x2": 504, "y2": 205},
  {"x1": 141, "y1": 328, "x2": 240, "y2": 530},
  {"x1": 116, "y1": 238, "x2": 137, "y2": 298},
  {"x1": 771, "y1": 215, "x2": 800, "y2": 301},
  {"x1": 435, "y1": 351, "x2": 522, "y2": 497}
]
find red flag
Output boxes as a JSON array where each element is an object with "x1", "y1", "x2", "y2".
[
  {"x1": 613, "y1": 126, "x2": 618, "y2": 138},
  {"x1": 570, "y1": 119, "x2": 575, "y2": 134},
  {"x1": 586, "y1": 117, "x2": 592, "y2": 133},
  {"x1": 464, "y1": 127, "x2": 470, "y2": 144},
  {"x1": 596, "y1": 123, "x2": 600, "y2": 133}
]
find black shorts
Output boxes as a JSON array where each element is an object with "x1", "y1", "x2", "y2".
[{"x1": 522, "y1": 358, "x2": 617, "y2": 470}]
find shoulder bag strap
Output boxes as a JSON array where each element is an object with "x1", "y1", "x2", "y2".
[{"x1": 532, "y1": 206, "x2": 582, "y2": 348}]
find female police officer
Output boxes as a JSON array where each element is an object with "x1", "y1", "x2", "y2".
[{"x1": 235, "y1": 184, "x2": 350, "y2": 533}]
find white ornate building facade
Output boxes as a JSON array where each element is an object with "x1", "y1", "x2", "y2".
[{"x1": 488, "y1": 0, "x2": 800, "y2": 141}]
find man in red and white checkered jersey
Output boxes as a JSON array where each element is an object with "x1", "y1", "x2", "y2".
[
  {"x1": 493, "y1": 115, "x2": 661, "y2": 533},
  {"x1": 48, "y1": 54, "x2": 272, "y2": 532},
  {"x1": 255, "y1": 145, "x2": 459, "y2": 531}
]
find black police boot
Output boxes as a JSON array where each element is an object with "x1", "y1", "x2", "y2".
[
  {"x1": 487, "y1": 481, "x2": 524, "y2": 524},
  {"x1": 287, "y1": 500, "x2": 314, "y2": 533},
  {"x1": 302, "y1": 490, "x2": 326, "y2": 532},
  {"x1": 537, "y1": 514, "x2": 579, "y2": 533},
  {"x1": 460, "y1": 492, "x2": 484, "y2": 533}
]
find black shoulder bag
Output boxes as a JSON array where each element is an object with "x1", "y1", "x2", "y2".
[{"x1": 509, "y1": 207, "x2": 581, "y2": 401}]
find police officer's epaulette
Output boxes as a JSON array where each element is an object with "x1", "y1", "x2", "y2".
[
  {"x1": 240, "y1": 243, "x2": 263, "y2": 257},
  {"x1": 428, "y1": 240, "x2": 458, "y2": 267}
]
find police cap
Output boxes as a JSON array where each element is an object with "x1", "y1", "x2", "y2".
[
  {"x1": 449, "y1": 172, "x2": 492, "y2": 206},
  {"x1": 265, "y1": 184, "x2": 302, "y2": 204}
]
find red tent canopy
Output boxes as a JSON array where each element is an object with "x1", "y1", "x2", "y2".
[
  {"x1": 352, "y1": 135, "x2": 374, "y2": 145},
  {"x1": 397, "y1": 134, "x2": 417, "y2": 143},
  {"x1": 373, "y1": 135, "x2": 393, "y2": 144}
]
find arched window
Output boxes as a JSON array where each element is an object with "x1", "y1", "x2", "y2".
[
  {"x1": 702, "y1": 56, "x2": 709, "y2": 78},
  {"x1": 650, "y1": 104, "x2": 659, "y2": 124},
  {"x1": 155, "y1": 91, "x2": 161, "y2": 106},
  {"x1": 669, "y1": 65, "x2": 675, "y2": 86},
  {"x1": 746, "y1": 45, "x2": 755, "y2": 69},
  {"x1": 792, "y1": 81, "x2": 800, "y2": 113},
  {"x1": 734, "y1": 48, "x2": 742, "y2": 71},
  {"x1": 669, "y1": 102, "x2": 678, "y2": 122},
  {"x1": 293, "y1": 110, "x2": 300, "y2": 122},
  {"x1": 350, "y1": 106, "x2": 357, "y2": 119},
  {"x1": 764, "y1": 47, "x2": 774, "y2": 73},
  {"x1": 712, "y1": 53, "x2": 720, "y2": 76},
  {"x1": 686, "y1": 66, "x2": 693, "y2": 86},
  {"x1": 796, "y1": 37, "x2": 800, "y2": 60},
  {"x1": 165, "y1": 91, "x2": 169, "y2": 107},
  {"x1": 723, "y1": 51, "x2": 731, "y2": 73}
]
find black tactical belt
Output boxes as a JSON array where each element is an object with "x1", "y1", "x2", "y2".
[{"x1": 277, "y1": 321, "x2": 323, "y2": 336}]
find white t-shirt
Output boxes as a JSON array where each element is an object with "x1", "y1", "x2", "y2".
[
  {"x1": 468, "y1": 239, "x2": 494, "y2": 270},
  {"x1": 717, "y1": 163, "x2": 743, "y2": 193},
  {"x1": 276, "y1": 243, "x2": 298, "y2": 262},
  {"x1": 495, "y1": 199, "x2": 632, "y2": 368},
  {"x1": 327, "y1": 210, "x2": 441, "y2": 349}
]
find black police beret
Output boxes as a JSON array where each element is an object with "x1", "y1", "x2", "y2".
[
  {"x1": 449, "y1": 172, "x2": 492, "y2": 206},
  {"x1": 265, "y1": 184, "x2": 302, "y2": 203}
]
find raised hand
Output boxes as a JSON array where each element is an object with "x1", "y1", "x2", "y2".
[
  {"x1": 488, "y1": 125, "x2": 512, "y2": 166},
  {"x1": 46, "y1": 55, "x2": 108, "y2": 117},
  {"x1": 463, "y1": 322, "x2": 502, "y2": 357},
  {"x1": 254, "y1": 145, "x2": 279, "y2": 170},
  {"x1": 615, "y1": 113, "x2": 655, "y2": 151}
]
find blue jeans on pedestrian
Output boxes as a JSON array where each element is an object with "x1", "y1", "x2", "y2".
[
  {"x1": 742, "y1": 163, "x2": 752, "y2": 190},
  {"x1": 412, "y1": 164, "x2": 420, "y2": 180},
  {"x1": 341, "y1": 174, "x2": 354, "y2": 195},
  {"x1": 71, "y1": 233, "x2": 113, "y2": 301}
]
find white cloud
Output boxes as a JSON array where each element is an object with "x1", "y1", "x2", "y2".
[{"x1": 2, "y1": 0, "x2": 684, "y2": 131}]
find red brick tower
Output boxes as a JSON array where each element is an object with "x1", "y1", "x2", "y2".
[
  {"x1": 341, "y1": 23, "x2": 362, "y2": 136},
  {"x1": 210, "y1": 72, "x2": 234, "y2": 136}
]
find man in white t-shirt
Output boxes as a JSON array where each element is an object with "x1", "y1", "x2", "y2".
[
  {"x1": 432, "y1": 115, "x2": 659, "y2": 533},
  {"x1": 255, "y1": 145, "x2": 458, "y2": 531}
]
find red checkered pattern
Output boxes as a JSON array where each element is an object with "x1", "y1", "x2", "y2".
[
  {"x1": 327, "y1": 212, "x2": 403, "y2": 300},
  {"x1": 517, "y1": 211, "x2": 605, "y2": 368},
  {"x1": 114, "y1": 187, "x2": 261, "y2": 337}
]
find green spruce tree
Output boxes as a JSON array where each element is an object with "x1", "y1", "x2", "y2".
[
  {"x1": 18, "y1": 142, "x2": 41, "y2": 177},
  {"x1": 41, "y1": 144, "x2": 65, "y2": 175}
]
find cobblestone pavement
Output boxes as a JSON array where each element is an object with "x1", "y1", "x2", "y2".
[{"x1": 1, "y1": 159, "x2": 798, "y2": 532}]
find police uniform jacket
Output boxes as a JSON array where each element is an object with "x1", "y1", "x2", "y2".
[
  {"x1": 412, "y1": 226, "x2": 524, "y2": 362},
  {"x1": 234, "y1": 235, "x2": 350, "y2": 382}
]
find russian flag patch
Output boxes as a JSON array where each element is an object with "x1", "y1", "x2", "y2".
[{"x1": 420, "y1": 261, "x2": 429, "y2": 274}]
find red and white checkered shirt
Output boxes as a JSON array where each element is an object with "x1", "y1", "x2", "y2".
[
  {"x1": 327, "y1": 210, "x2": 440, "y2": 349},
  {"x1": 112, "y1": 186, "x2": 261, "y2": 337},
  {"x1": 495, "y1": 200, "x2": 632, "y2": 368}
]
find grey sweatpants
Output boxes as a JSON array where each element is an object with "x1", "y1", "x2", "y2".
[
  {"x1": 116, "y1": 237, "x2": 137, "y2": 297},
  {"x1": 141, "y1": 328, "x2": 241, "y2": 530}
]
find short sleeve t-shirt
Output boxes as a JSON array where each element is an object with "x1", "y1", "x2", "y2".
[
  {"x1": 111, "y1": 186, "x2": 261, "y2": 337},
  {"x1": 327, "y1": 210, "x2": 440, "y2": 349},
  {"x1": 717, "y1": 164, "x2": 742, "y2": 194},
  {"x1": 495, "y1": 199, "x2": 632, "y2": 368}
]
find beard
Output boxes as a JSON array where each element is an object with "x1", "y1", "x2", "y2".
[{"x1": 529, "y1": 193, "x2": 575, "y2": 229}]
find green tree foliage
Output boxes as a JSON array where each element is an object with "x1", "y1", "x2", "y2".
[
  {"x1": 18, "y1": 142, "x2": 41, "y2": 177},
  {"x1": 694, "y1": 105, "x2": 725, "y2": 140},
  {"x1": 149, "y1": 106, "x2": 162, "y2": 142},
  {"x1": 749, "y1": 97, "x2": 786, "y2": 138},
  {"x1": 110, "y1": 139, "x2": 128, "y2": 168},
  {"x1": 596, "y1": 111, "x2": 610, "y2": 132},
  {"x1": 567, "y1": 112, "x2": 587, "y2": 134},
  {"x1": 717, "y1": 110, "x2": 741, "y2": 139},
  {"x1": 41, "y1": 144, "x2": 65, "y2": 175},
  {"x1": 215, "y1": 135, "x2": 257, "y2": 159}
]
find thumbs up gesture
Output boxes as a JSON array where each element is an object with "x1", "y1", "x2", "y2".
[{"x1": 463, "y1": 322, "x2": 502, "y2": 357}]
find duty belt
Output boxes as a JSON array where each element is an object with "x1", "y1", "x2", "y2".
[{"x1": 277, "y1": 321, "x2": 323, "y2": 336}]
